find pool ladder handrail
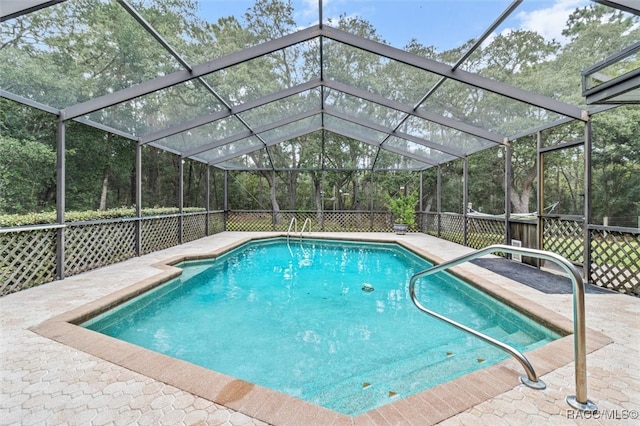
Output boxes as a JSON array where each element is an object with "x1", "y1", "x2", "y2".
[
  {"x1": 299, "y1": 218, "x2": 311, "y2": 240},
  {"x1": 286, "y1": 217, "x2": 298, "y2": 242},
  {"x1": 408, "y1": 244, "x2": 597, "y2": 412},
  {"x1": 287, "y1": 217, "x2": 311, "y2": 242}
]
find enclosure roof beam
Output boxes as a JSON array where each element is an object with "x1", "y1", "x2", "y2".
[
  {"x1": 0, "y1": 0, "x2": 66, "y2": 21},
  {"x1": 199, "y1": 117, "x2": 437, "y2": 168},
  {"x1": 140, "y1": 110, "x2": 230, "y2": 146},
  {"x1": 0, "y1": 90, "x2": 141, "y2": 141},
  {"x1": 208, "y1": 125, "x2": 323, "y2": 166},
  {"x1": 73, "y1": 118, "x2": 140, "y2": 141},
  {"x1": 1, "y1": 90, "x2": 60, "y2": 115},
  {"x1": 61, "y1": 26, "x2": 321, "y2": 120},
  {"x1": 324, "y1": 79, "x2": 505, "y2": 144},
  {"x1": 325, "y1": 126, "x2": 438, "y2": 166},
  {"x1": 592, "y1": 0, "x2": 640, "y2": 15},
  {"x1": 323, "y1": 107, "x2": 465, "y2": 158},
  {"x1": 320, "y1": 26, "x2": 586, "y2": 121},
  {"x1": 140, "y1": 79, "x2": 322, "y2": 144},
  {"x1": 182, "y1": 108, "x2": 321, "y2": 157},
  {"x1": 415, "y1": 0, "x2": 523, "y2": 107},
  {"x1": 507, "y1": 104, "x2": 618, "y2": 141}
]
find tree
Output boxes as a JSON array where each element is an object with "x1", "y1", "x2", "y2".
[{"x1": 0, "y1": 136, "x2": 56, "y2": 213}]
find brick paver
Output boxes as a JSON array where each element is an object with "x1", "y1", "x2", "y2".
[{"x1": 1, "y1": 232, "x2": 638, "y2": 425}]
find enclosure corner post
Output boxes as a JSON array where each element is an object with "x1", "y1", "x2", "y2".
[
  {"x1": 135, "y1": 143, "x2": 142, "y2": 256},
  {"x1": 536, "y1": 130, "x2": 543, "y2": 266},
  {"x1": 205, "y1": 165, "x2": 211, "y2": 236},
  {"x1": 463, "y1": 157, "x2": 469, "y2": 247},
  {"x1": 437, "y1": 165, "x2": 442, "y2": 238},
  {"x1": 178, "y1": 156, "x2": 184, "y2": 244},
  {"x1": 370, "y1": 171, "x2": 375, "y2": 231},
  {"x1": 223, "y1": 170, "x2": 229, "y2": 231},
  {"x1": 55, "y1": 117, "x2": 66, "y2": 280},
  {"x1": 583, "y1": 118, "x2": 592, "y2": 285},
  {"x1": 504, "y1": 140, "x2": 512, "y2": 245},
  {"x1": 419, "y1": 170, "x2": 424, "y2": 232}
]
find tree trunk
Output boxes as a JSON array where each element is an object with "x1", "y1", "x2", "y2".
[
  {"x1": 510, "y1": 188, "x2": 531, "y2": 214},
  {"x1": 260, "y1": 171, "x2": 281, "y2": 224},
  {"x1": 99, "y1": 166, "x2": 109, "y2": 211},
  {"x1": 269, "y1": 177, "x2": 281, "y2": 223},
  {"x1": 312, "y1": 173, "x2": 323, "y2": 226},
  {"x1": 288, "y1": 170, "x2": 298, "y2": 210},
  {"x1": 424, "y1": 195, "x2": 433, "y2": 212}
]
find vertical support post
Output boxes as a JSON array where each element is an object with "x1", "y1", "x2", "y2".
[
  {"x1": 463, "y1": 157, "x2": 468, "y2": 247},
  {"x1": 504, "y1": 140, "x2": 512, "y2": 245},
  {"x1": 271, "y1": 169, "x2": 276, "y2": 231},
  {"x1": 55, "y1": 117, "x2": 66, "y2": 280},
  {"x1": 135, "y1": 143, "x2": 142, "y2": 256},
  {"x1": 419, "y1": 170, "x2": 424, "y2": 232},
  {"x1": 583, "y1": 117, "x2": 592, "y2": 286},
  {"x1": 536, "y1": 130, "x2": 544, "y2": 265},
  {"x1": 370, "y1": 171, "x2": 374, "y2": 231},
  {"x1": 567, "y1": 113, "x2": 597, "y2": 415},
  {"x1": 178, "y1": 156, "x2": 184, "y2": 244},
  {"x1": 205, "y1": 165, "x2": 210, "y2": 236},
  {"x1": 437, "y1": 165, "x2": 442, "y2": 238},
  {"x1": 223, "y1": 170, "x2": 229, "y2": 231}
]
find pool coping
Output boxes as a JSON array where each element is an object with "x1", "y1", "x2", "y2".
[{"x1": 30, "y1": 234, "x2": 613, "y2": 426}]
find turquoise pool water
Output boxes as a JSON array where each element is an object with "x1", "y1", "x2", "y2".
[{"x1": 83, "y1": 238, "x2": 560, "y2": 415}]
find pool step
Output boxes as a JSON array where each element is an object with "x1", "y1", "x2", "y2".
[
  {"x1": 322, "y1": 344, "x2": 504, "y2": 415},
  {"x1": 308, "y1": 326, "x2": 550, "y2": 415},
  {"x1": 480, "y1": 325, "x2": 550, "y2": 351},
  {"x1": 306, "y1": 331, "x2": 500, "y2": 413}
]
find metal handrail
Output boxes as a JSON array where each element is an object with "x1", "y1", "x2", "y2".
[
  {"x1": 286, "y1": 217, "x2": 297, "y2": 242},
  {"x1": 408, "y1": 244, "x2": 597, "y2": 412},
  {"x1": 300, "y1": 218, "x2": 311, "y2": 240}
]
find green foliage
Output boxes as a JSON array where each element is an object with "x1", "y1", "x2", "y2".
[
  {"x1": 0, "y1": 0, "x2": 638, "y2": 224},
  {"x1": 0, "y1": 207, "x2": 205, "y2": 227},
  {"x1": 385, "y1": 192, "x2": 417, "y2": 226},
  {"x1": 0, "y1": 136, "x2": 56, "y2": 213}
]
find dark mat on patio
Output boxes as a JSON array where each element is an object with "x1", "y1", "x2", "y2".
[{"x1": 470, "y1": 258, "x2": 615, "y2": 295}]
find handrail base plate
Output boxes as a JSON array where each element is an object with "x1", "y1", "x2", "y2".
[
  {"x1": 520, "y1": 375, "x2": 546, "y2": 390},
  {"x1": 566, "y1": 395, "x2": 598, "y2": 412}
]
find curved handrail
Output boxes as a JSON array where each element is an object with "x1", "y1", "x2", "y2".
[
  {"x1": 286, "y1": 217, "x2": 297, "y2": 242},
  {"x1": 408, "y1": 244, "x2": 597, "y2": 411},
  {"x1": 300, "y1": 218, "x2": 312, "y2": 240},
  {"x1": 409, "y1": 275, "x2": 545, "y2": 390}
]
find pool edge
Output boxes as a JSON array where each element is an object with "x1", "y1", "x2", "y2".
[{"x1": 29, "y1": 233, "x2": 613, "y2": 426}]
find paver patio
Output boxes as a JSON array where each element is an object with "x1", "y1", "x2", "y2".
[{"x1": 1, "y1": 232, "x2": 638, "y2": 425}]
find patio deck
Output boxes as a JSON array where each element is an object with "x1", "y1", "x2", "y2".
[{"x1": 1, "y1": 232, "x2": 638, "y2": 425}]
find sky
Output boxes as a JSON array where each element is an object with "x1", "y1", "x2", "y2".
[{"x1": 196, "y1": 0, "x2": 592, "y2": 51}]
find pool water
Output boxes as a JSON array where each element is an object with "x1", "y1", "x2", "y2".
[{"x1": 83, "y1": 238, "x2": 560, "y2": 415}]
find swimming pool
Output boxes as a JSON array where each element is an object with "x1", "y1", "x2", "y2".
[{"x1": 82, "y1": 237, "x2": 561, "y2": 415}]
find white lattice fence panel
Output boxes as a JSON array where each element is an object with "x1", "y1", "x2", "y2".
[
  {"x1": 467, "y1": 218, "x2": 505, "y2": 249},
  {"x1": 544, "y1": 218, "x2": 584, "y2": 264},
  {"x1": 208, "y1": 213, "x2": 225, "y2": 234},
  {"x1": 227, "y1": 211, "x2": 273, "y2": 231},
  {"x1": 1, "y1": 229, "x2": 57, "y2": 296},
  {"x1": 372, "y1": 213, "x2": 393, "y2": 232},
  {"x1": 321, "y1": 212, "x2": 388, "y2": 232},
  {"x1": 65, "y1": 222, "x2": 136, "y2": 276},
  {"x1": 421, "y1": 213, "x2": 438, "y2": 236},
  {"x1": 271, "y1": 212, "x2": 313, "y2": 232},
  {"x1": 183, "y1": 214, "x2": 207, "y2": 243},
  {"x1": 440, "y1": 214, "x2": 464, "y2": 245},
  {"x1": 141, "y1": 217, "x2": 179, "y2": 254},
  {"x1": 590, "y1": 229, "x2": 639, "y2": 297}
]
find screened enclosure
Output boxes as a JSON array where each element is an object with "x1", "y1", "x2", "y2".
[{"x1": 1, "y1": 0, "x2": 639, "y2": 296}]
